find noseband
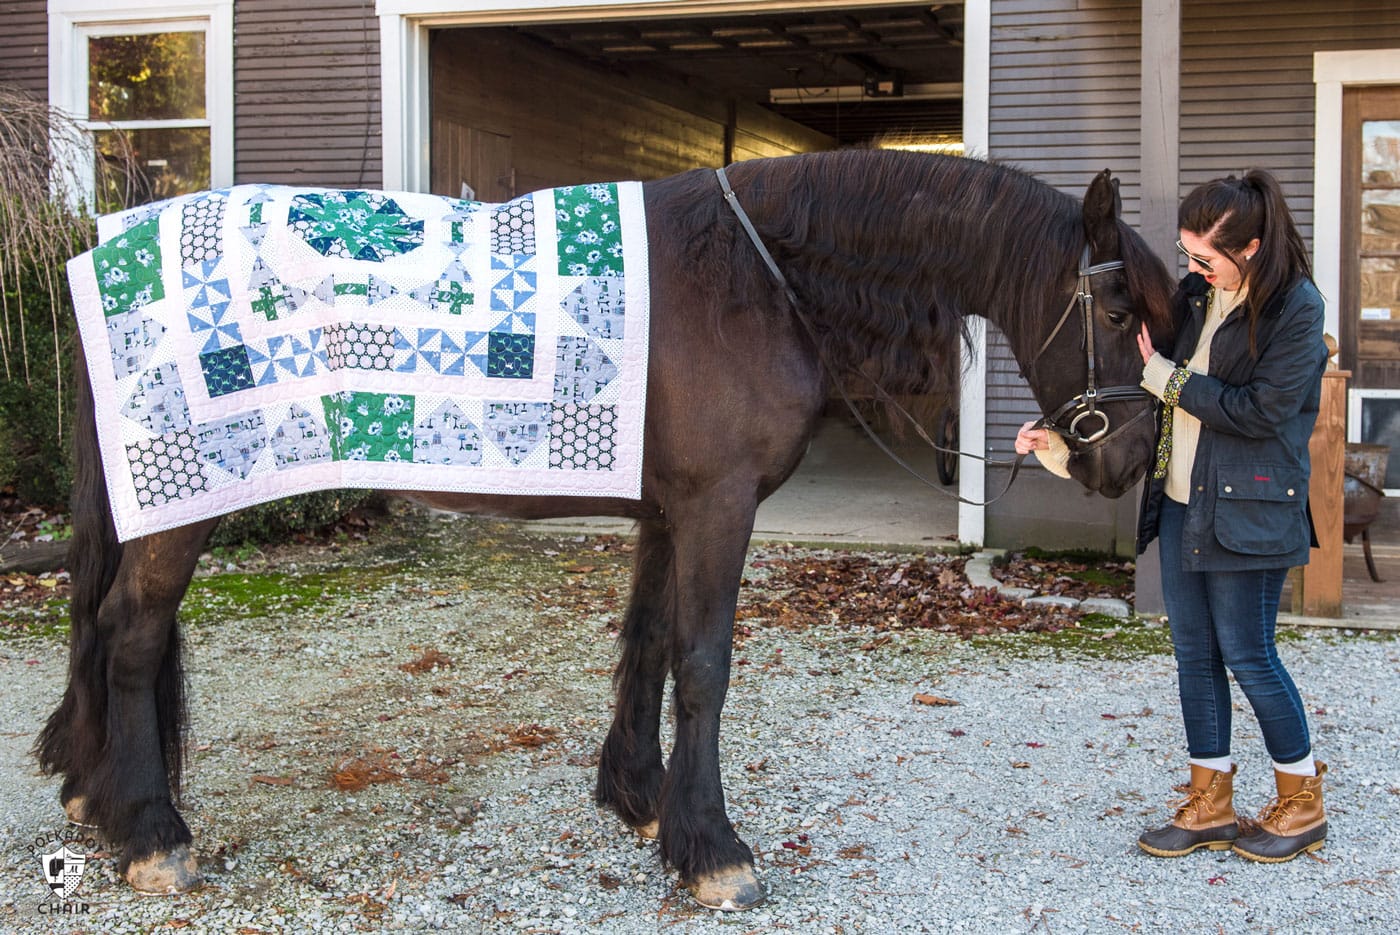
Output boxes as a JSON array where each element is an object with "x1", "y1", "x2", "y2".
[{"x1": 1027, "y1": 247, "x2": 1151, "y2": 445}]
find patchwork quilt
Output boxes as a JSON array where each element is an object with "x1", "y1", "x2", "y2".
[{"x1": 67, "y1": 183, "x2": 650, "y2": 542}]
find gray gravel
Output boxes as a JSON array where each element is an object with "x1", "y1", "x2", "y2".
[{"x1": 2, "y1": 515, "x2": 1398, "y2": 933}]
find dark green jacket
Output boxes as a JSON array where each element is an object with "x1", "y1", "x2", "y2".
[{"x1": 1136, "y1": 272, "x2": 1327, "y2": 570}]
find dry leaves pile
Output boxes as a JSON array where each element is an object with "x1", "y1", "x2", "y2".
[
  {"x1": 737, "y1": 551, "x2": 1084, "y2": 637},
  {"x1": 993, "y1": 551, "x2": 1135, "y2": 602}
]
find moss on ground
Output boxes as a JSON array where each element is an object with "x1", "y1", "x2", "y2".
[{"x1": 970, "y1": 613, "x2": 1176, "y2": 660}]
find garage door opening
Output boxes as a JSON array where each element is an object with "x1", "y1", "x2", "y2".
[
  {"x1": 426, "y1": 5, "x2": 966, "y2": 545},
  {"x1": 428, "y1": 5, "x2": 964, "y2": 198}
]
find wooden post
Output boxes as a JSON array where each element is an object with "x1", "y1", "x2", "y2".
[{"x1": 1294, "y1": 368, "x2": 1350, "y2": 617}]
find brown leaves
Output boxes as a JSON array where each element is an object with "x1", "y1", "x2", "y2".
[
  {"x1": 330, "y1": 747, "x2": 450, "y2": 791},
  {"x1": 250, "y1": 774, "x2": 295, "y2": 787},
  {"x1": 737, "y1": 551, "x2": 1086, "y2": 637},
  {"x1": 331, "y1": 751, "x2": 403, "y2": 791},
  {"x1": 497, "y1": 723, "x2": 558, "y2": 749},
  {"x1": 913, "y1": 693, "x2": 960, "y2": 707},
  {"x1": 399, "y1": 648, "x2": 453, "y2": 674},
  {"x1": 993, "y1": 551, "x2": 1135, "y2": 602}
]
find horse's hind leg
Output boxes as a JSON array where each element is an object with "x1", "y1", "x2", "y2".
[
  {"x1": 596, "y1": 519, "x2": 673, "y2": 836},
  {"x1": 47, "y1": 521, "x2": 216, "y2": 893}
]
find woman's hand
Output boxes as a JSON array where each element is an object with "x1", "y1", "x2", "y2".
[
  {"x1": 1014, "y1": 421, "x2": 1051, "y2": 455},
  {"x1": 1137, "y1": 322, "x2": 1155, "y2": 365}
]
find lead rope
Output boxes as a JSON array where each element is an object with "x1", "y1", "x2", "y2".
[{"x1": 716, "y1": 166, "x2": 1038, "y2": 508}]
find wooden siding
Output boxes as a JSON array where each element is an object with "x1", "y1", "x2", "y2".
[
  {"x1": 0, "y1": 0, "x2": 47, "y2": 101},
  {"x1": 1181, "y1": 0, "x2": 1400, "y2": 254},
  {"x1": 986, "y1": 0, "x2": 1144, "y2": 470},
  {"x1": 233, "y1": 0, "x2": 382, "y2": 187},
  {"x1": 429, "y1": 29, "x2": 830, "y2": 197}
]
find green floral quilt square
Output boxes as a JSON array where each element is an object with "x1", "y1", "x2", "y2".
[{"x1": 322, "y1": 391, "x2": 416, "y2": 462}]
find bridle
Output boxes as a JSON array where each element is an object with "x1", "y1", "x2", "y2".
[
  {"x1": 715, "y1": 166, "x2": 1153, "y2": 505},
  {"x1": 1025, "y1": 247, "x2": 1153, "y2": 445}
]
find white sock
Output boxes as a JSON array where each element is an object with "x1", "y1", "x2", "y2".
[
  {"x1": 1274, "y1": 754, "x2": 1316, "y2": 777},
  {"x1": 1189, "y1": 755, "x2": 1233, "y2": 773}
]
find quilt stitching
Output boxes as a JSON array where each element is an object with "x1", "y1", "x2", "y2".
[{"x1": 69, "y1": 183, "x2": 650, "y2": 541}]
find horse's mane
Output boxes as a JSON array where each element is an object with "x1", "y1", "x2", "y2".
[{"x1": 659, "y1": 149, "x2": 1172, "y2": 397}]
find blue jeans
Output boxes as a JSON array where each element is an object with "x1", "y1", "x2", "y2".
[{"x1": 1157, "y1": 498, "x2": 1312, "y2": 762}]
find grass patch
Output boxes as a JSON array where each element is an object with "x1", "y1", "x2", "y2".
[{"x1": 970, "y1": 613, "x2": 1174, "y2": 661}]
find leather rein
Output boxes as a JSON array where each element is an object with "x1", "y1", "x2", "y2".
[{"x1": 715, "y1": 165, "x2": 1153, "y2": 507}]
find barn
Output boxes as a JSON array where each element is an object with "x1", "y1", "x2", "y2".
[{"x1": 4, "y1": 1, "x2": 1399, "y2": 602}]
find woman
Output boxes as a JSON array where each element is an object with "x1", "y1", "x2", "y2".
[{"x1": 1017, "y1": 169, "x2": 1329, "y2": 863}]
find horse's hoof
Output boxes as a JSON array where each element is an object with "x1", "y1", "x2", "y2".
[
  {"x1": 634, "y1": 819, "x2": 659, "y2": 840},
  {"x1": 688, "y1": 865, "x2": 765, "y2": 911},
  {"x1": 126, "y1": 846, "x2": 202, "y2": 894},
  {"x1": 63, "y1": 796, "x2": 96, "y2": 827}
]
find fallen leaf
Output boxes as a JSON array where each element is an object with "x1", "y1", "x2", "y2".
[
  {"x1": 913, "y1": 693, "x2": 960, "y2": 707},
  {"x1": 399, "y1": 648, "x2": 452, "y2": 674},
  {"x1": 250, "y1": 775, "x2": 295, "y2": 786}
]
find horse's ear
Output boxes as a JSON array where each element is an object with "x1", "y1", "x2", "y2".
[{"x1": 1083, "y1": 169, "x2": 1121, "y2": 254}]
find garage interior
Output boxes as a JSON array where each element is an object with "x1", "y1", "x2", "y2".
[
  {"x1": 428, "y1": 4, "x2": 965, "y2": 198},
  {"x1": 429, "y1": 5, "x2": 966, "y2": 544}
]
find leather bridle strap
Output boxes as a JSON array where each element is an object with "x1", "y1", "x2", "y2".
[{"x1": 714, "y1": 166, "x2": 1140, "y2": 506}]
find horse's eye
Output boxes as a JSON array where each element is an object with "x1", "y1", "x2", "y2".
[{"x1": 1105, "y1": 310, "x2": 1130, "y2": 329}]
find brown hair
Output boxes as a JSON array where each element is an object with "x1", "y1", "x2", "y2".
[{"x1": 1178, "y1": 168, "x2": 1312, "y2": 353}]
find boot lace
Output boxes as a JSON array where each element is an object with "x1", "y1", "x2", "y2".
[
  {"x1": 1171, "y1": 784, "x2": 1220, "y2": 821},
  {"x1": 1238, "y1": 788, "x2": 1315, "y2": 835}
]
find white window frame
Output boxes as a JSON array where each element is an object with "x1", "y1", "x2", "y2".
[
  {"x1": 48, "y1": 0, "x2": 233, "y2": 209},
  {"x1": 1347, "y1": 389, "x2": 1400, "y2": 496},
  {"x1": 1314, "y1": 48, "x2": 1400, "y2": 497}
]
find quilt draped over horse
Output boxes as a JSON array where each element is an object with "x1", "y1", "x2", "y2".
[{"x1": 67, "y1": 183, "x2": 650, "y2": 541}]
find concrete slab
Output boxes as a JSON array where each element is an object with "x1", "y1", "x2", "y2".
[{"x1": 524, "y1": 415, "x2": 961, "y2": 548}]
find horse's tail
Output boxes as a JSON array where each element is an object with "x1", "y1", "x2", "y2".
[
  {"x1": 35, "y1": 344, "x2": 187, "y2": 801},
  {"x1": 36, "y1": 343, "x2": 120, "y2": 783}
]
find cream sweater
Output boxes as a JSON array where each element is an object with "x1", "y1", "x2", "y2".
[
  {"x1": 1032, "y1": 286, "x2": 1246, "y2": 488},
  {"x1": 1141, "y1": 286, "x2": 1247, "y2": 502}
]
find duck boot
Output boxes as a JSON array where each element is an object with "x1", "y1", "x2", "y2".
[
  {"x1": 1138, "y1": 763, "x2": 1239, "y2": 857},
  {"x1": 1233, "y1": 762, "x2": 1328, "y2": 863}
]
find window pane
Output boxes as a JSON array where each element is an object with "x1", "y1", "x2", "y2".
[
  {"x1": 1362, "y1": 189, "x2": 1400, "y2": 254},
  {"x1": 95, "y1": 127, "x2": 211, "y2": 212},
  {"x1": 89, "y1": 32, "x2": 206, "y2": 122},
  {"x1": 1360, "y1": 256, "x2": 1400, "y2": 317}
]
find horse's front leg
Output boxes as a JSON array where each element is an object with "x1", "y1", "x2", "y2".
[
  {"x1": 659, "y1": 494, "x2": 764, "y2": 911},
  {"x1": 92, "y1": 526, "x2": 212, "y2": 893},
  {"x1": 596, "y1": 518, "x2": 673, "y2": 837}
]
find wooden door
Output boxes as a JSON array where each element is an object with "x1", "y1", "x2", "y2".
[
  {"x1": 1342, "y1": 86, "x2": 1400, "y2": 387},
  {"x1": 1341, "y1": 86, "x2": 1400, "y2": 490},
  {"x1": 430, "y1": 119, "x2": 515, "y2": 201}
]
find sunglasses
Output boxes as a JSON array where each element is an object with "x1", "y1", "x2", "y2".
[{"x1": 1176, "y1": 240, "x2": 1215, "y2": 274}]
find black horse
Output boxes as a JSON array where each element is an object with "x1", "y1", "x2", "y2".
[{"x1": 38, "y1": 150, "x2": 1173, "y2": 910}]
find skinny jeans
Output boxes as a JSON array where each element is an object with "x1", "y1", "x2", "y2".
[{"x1": 1157, "y1": 498, "x2": 1312, "y2": 763}]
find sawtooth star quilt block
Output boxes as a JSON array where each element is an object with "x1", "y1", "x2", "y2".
[{"x1": 68, "y1": 184, "x2": 650, "y2": 541}]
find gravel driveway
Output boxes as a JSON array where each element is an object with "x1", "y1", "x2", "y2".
[{"x1": 2, "y1": 511, "x2": 1397, "y2": 933}]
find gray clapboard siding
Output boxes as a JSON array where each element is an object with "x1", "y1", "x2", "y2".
[
  {"x1": 1181, "y1": 0, "x2": 1400, "y2": 251},
  {"x1": 233, "y1": 0, "x2": 382, "y2": 187},
  {"x1": 986, "y1": 0, "x2": 1145, "y2": 470},
  {"x1": 0, "y1": 0, "x2": 47, "y2": 100}
]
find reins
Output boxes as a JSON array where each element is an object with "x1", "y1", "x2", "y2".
[{"x1": 714, "y1": 165, "x2": 1151, "y2": 507}]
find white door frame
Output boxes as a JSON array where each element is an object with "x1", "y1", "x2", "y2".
[
  {"x1": 1313, "y1": 48, "x2": 1400, "y2": 345},
  {"x1": 374, "y1": 0, "x2": 993, "y2": 545}
]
